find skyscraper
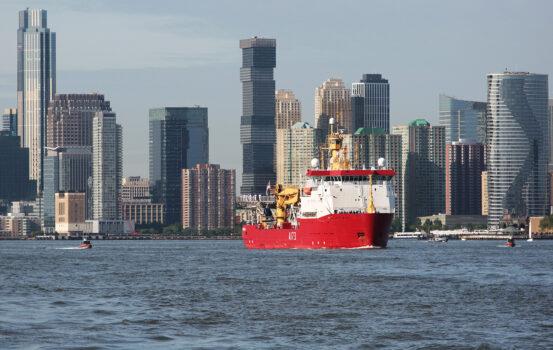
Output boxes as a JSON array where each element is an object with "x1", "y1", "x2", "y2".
[
  {"x1": 445, "y1": 141, "x2": 485, "y2": 215},
  {"x1": 549, "y1": 99, "x2": 553, "y2": 171},
  {"x1": 275, "y1": 90, "x2": 301, "y2": 129},
  {"x1": 0, "y1": 132, "x2": 36, "y2": 203},
  {"x1": 17, "y1": 9, "x2": 56, "y2": 192},
  {"x1": 314, "y1": 78, "x2": 352, "y2": 134},
  {"x1": 149, "y1": 107, "x2": 209, "y2": 224},
  {"x1": 351, "y1": 74, "x2": 390, "y2": 133},
  {"x1": 92, "y1": 112, "x2": 122, "y2": 220},
  {"x1": 182, "y1": 164, "x2": 235, "y2": 231},
  {"x1": 47, "y1": 94, "x2": 111, "y2": 148},
  {"x1": 481, "y1": 171, "x2": 489, "y2": 216},
  {"x1": 393, "y1": 120, "x2": 445, "y2": 230},
  {"x1": 439, "y1": 94, "x2": 487, "y2": 144},
  {"x1": 486, "y1": 72, "x2": 549, "y2": 227},
  {"x1": 276, "y1": 122, "x2": 321, "y2": 187},
  {"x1": 240, "y1": 37, "x2": 276, "y2": 195},
  {"x1": 1, "y1": 108, "x2": 17, "y2": 136}
]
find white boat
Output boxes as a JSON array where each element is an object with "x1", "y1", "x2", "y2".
[
  {"x1": 393, "y1": 231, "x2": 428, "y2": 239},
  {"x1": 428, "y1": 236, "x2": 448, "y2": 243}
]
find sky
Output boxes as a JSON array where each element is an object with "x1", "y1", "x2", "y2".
[{"x1": 1, "y1": 0, "x2": 552, "y2": 182}]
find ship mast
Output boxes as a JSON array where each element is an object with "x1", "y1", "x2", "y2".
[{"x1": 327, "y1": 118, "x2": 350, "y2": 170}]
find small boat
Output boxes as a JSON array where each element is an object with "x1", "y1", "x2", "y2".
[
  {"x1": 428, "y1": 236, "x2": 448, "y2": 243},
  {"x1": 79, "y1": 238, "x2": 92, "y2": 249},
  {"x1": 505, "y1": 237, "x2": 515, "y2": 248},
  {"x1": 527, "y1": 220, "x2": 534, "y2": 242}
]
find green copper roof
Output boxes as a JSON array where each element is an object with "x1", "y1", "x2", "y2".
[
  {"x1": 354, "y1": 127, "x2": 386, "y2": 135},
  {"x1": 409, "y1": 119, "x2": 430, "y2": 126}
]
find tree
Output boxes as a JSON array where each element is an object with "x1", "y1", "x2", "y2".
[
  {"x1": 391, "y1": 218, "x2": 402, "y2": 233},
  {"x1": 540, "y1": 215, "x2": 553, "y2": 230},
  {"x1": 422, "y1": 219, "x2": 432, "y2": 233}
]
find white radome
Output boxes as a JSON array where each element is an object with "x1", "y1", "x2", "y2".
[
  {"x1": 310, "y1": 158, "x2": 320, "y2": 169},
  {"x1": 377, "y1": 158, "x2": 387, "y2": 168},
  {"x1": 329, "y1": 118, "x2": 335, "y2": 125}
]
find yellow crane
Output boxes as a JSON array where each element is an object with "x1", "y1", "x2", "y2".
[{"x1": 273, "y1": 184, "x2": 300, "y2": 227}]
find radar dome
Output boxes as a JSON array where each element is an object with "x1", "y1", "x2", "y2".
[
  {"x1": 329, "y1": 118, "x2": 335, "y2": 125},
  {"x1": 310, "y1": 158, "x2": 320, "y2": 169},
  {"x1": 377, "y1": 158, "x2": 387, "y2": 167}
]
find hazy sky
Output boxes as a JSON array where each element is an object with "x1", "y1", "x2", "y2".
[{"x1": 1, "y1": 0, "x2": 551, "y2": 182}]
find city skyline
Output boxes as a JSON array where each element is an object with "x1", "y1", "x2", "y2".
[{"x1": 1, "y1": 1, "x2": 552, "y2": 181}]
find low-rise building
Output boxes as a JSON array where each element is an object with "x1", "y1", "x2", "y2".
[
  {"x1": 121, "y1": 176, "x2": 151, "y2": 202},
  {"x1": 55, "y1": 192, "x2": 86, "y2": 235},
  {"x1": 418, "y1": 213, "x2": 488, "y2": 229},
  {"x1": 0, "y1": 214, "x2": 41, "y2": 237},
  {"x1": 56, "y1": 219, "x2": 135, "y2": 238},
  {"x1": 122, "y1": 202, "x2": 164, "y2": 225}
]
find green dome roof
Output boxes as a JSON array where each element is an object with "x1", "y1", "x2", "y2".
[
  {"x1": 409, "y1": 119, "x2": 430, "y2": 126},
  {"x1": 354, "y1": 127, "x2": 386, "y2": 135}
]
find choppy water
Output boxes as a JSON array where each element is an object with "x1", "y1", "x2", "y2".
[{"x1": 1, "y1": 239, "x2": 553, "y2": 350}]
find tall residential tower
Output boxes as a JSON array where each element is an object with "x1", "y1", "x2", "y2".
[
  {"x1": 182, "y1": 164, "x2": 235, "y2": 231},
  {"x1": 486, "y1": 72, "x2": 549, "y2": 227},
  {"x1": 275, "y1": 90, "x2": 301, "y2": 129},
  {"x1": 92, "y1": 112, "x2": 122, "y2": 220},
  {"x1": 314, "y1": 78, "x2": 352, "y2": 135},
  {"x1": 393, "y1": 120, "x2": 446, "y2": 230},
  {"x1": 276, "y1": 122, "x2": 321, "y2": 187}
]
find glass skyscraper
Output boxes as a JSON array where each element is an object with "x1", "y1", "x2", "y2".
[
  {"x1": 17, "y1": 9, "x2": 56, "y2": 192},
  {"x1": 239, "y1": 37, "x2": 276, "y2": 195},
  {"x1": 1, "y1": 108, "x2": 17, "y2": 136},
  {"x1": 149, "y1": 107, "x2": 209, "y2": 224},
  {"x1": 0, "y1": 132, "x2": 36, "y2": 203},
  {"x1": 439, "y1": 94, "x2": 487, "y2": 144},
  {"x1": 351, "y1": 74, "x2": 390, "y2": 133},
  {"x1": 486, "y1": 72, "x2": 549, "y2": 227}
]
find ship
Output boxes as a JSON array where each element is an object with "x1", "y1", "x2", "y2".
[{"x1": 242, "y1": 118, "x2": 397, "y2": 249}]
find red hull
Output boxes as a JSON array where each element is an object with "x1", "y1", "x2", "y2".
[{"x1": 242, "y1": 213, "x2": 393, "y2": 249}]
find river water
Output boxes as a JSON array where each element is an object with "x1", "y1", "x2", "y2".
[{"x1": 1, "y1": 239, "x2": 552, "y2": 349}]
